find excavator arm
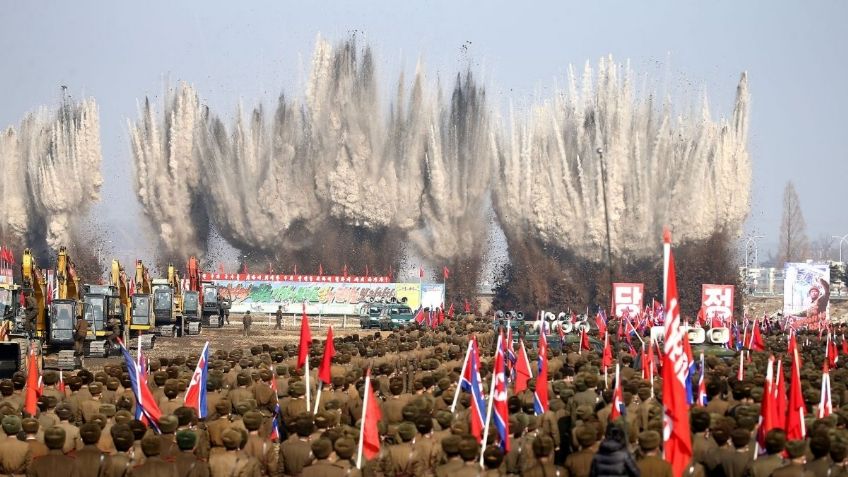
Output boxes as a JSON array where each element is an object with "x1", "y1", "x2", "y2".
[
  {"x1": 111, "y1": 260, "x2": 131, "y2": 327},
  {"x1": 21, "y1": 249, "x2": 46, "y2": 334}
]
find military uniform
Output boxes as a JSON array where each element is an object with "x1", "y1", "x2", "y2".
[
  {"x1": 278, "y1": 438, "x2": 313, "y2": 476},
  {"x1": 132, "y1": 456, "x2": 178, "y2": 477},
  {"x1": 638, "y1": 455, "x2": 673, "y2": 477},
  {"x1": 243, "y1": 312, "x2": 252, "y2": 337},
  {"x1": 751, "y1": 454, "x2": 784, "y2": 477},
  {"x1": 0, "y1": 417, "x2": 33, "y2": 476},
  {"x1": 175, "y1": 451, "x2": 212, "y2": 477},
  {"x1": 564, "y1": 447, "x2": 596, "y2": 477},
  {"x1": 73, "y1": 317, "x2": 89, "y2": 356}
]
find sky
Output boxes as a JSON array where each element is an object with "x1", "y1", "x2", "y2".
[{"x1": 1, "y1": 1, "x2": 846, "y2": 265}]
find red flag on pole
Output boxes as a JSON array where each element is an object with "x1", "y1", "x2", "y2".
[
  {"x1": 609, "y1": 364, "x2": 625, "y2": 422},
  {"x1": 443, "y1": 266, "x2": 450, "y2": 280},
  {"x1": 533, "y1": 333, "x2": 549, "y2": 414},
  {"x1": 514, "y1": 340, "x2": 533, "y2": 394},
  {"x1": 318, "y1": 263, "x2": 323, "y2": 276},
  {"x1": 447, "y1": 303, "x2": 455, "y2": 318},
  {"x1": 418, "y1": 266, "x2": 424, "y2": 279},
  {"x1": 756, "y1": 356, "x2": 777, "y2": 448},
  {"x1": 786, "y1": 343, "x2": 807, "y2": 440},
  {"x1": 661, "y1": 229, "x2": 693, "y2": 477},
  {"x1": 750, "y1": 320, "x2": 765, "y2": 351},
  {"x1": 296, "y1": 303, "x2": 312, "y2": 370},
  {"x1": 595, "y1": 311, "x2": 607, "y2": 336},
  {"x1": 464, "y1": 299, "x2": 471, "y2": 314},
  {"x1": 357, "y1": 369, "x2": 382, "y2": 467},
  {"x1": 842, "y1": 334, "x2": 848, "y2": 356},
  {"x1": 24, "y1": 343, "x2": 40, "y2": 416},
  {"x1": 818, "y1": 360, "x2": 832, "y2": 419},
  {"x1": 343, "y1": 264, "x2": 348, "y2": 278},
  {"x1": 580, "y1": 329, "x2": 590, "y2": 352},
  {"x1": 774, "y1": 359, "x2": 787, "y2": 430},
  {"x1": 318, "y1": 326, "x2": 335, "y2": 385},
  {"x1": 601, "y1": 333, "x2": 613, "y2": 370}
]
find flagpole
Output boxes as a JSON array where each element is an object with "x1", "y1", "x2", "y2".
[
  {"x1": 479, "y1": 335, "x2": 500, "y2": 468},
  {"x1": 313, "y1": 382, "x2": 322, "y2": 415},
  {"x1": 451, "y1": 340, "x2": 474, "y2": 413},
  {"x1": 305, "y1": 356, "x2": 311, "y2": 413},
  {"x1": 356, "y1": 370, "x2": 370, "y2": 469}
]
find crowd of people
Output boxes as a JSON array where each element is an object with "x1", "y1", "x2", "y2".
[{"x1": 0, "y1": 315, "x2": 846, "y2": 477}]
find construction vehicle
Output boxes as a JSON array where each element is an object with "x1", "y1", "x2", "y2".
[
  {"x1": 152, "y1": 264, "x2": 185, "y2": 337},
  {"x1": 185, "y1": 256, "x2": 220, "y2": 331},
  {"x1": 128, "y1": 260, "x2": 155, "y2": 348},
  {"x1": 20, "y1": 249, "x2": 47, "y2": 337},
  {"x1": 49, "y1": 247, "x2": 82, "y2": 363}
]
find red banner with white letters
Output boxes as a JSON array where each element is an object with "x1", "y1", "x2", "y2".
[
  {"x1": 701, "y1": 284, "x2": 734, "y2": 325},
  {"x1": 612, "y1": 283, "x2": 644, "y2": 318}
]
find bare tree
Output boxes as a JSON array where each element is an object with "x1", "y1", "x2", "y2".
[
  {"x1": 810, "y1": 235, "x2": 836, "y2": 261},
  {"x1": 778, "y1": 181, "x2": 809, "y2": 264}
]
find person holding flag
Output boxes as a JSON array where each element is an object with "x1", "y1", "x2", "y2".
[
  {"x1": 480, "y1": 331, "x2": 511, "y2": 466},
  {"x1": 184, "y1": 341, "x2": 210, "y2": 420},
  {"x1": 356, "y1": 369, "x2": 382, "y2": 469}
]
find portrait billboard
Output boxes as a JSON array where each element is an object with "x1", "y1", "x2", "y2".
[{"x1": 784, "y1": 262, "x2": 830, "y2": 329}]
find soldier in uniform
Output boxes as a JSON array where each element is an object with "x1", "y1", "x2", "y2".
[
  {"x1": 636, "y1": 431, "x2": 672, "y2": 477},
  {"x1": 21, "y1": 418, "x2": 48, "y2": 459},
  {"x1": 132, "y1": 435, "x2": 178, "y2": 477},
  {"x1": 806, "y1": 433, "x2": 833, "y2": 477},
  {"x1": 70, "y1": 422, "x2": 106, "y2": 477},
  {"x1": 0, "y1": 416, "x2": 32, "y2": 475},
  {"x1": 101, "y1": 423, "x2": 136, "y2": 477},
  {"x1": 565, "y1": 425, "x2": 599, "y2": 477},
  {"x1": 380, "y1": 421, "x2": 418, "y2": 476},
  {"x1": 750, "y1": 430, "x2": 786, "y2": 477},
  {"x1": 106, "y1": 318, "x2": 121, "y2": 350},
  {"x1": 278, "y1": 416, "x2": 314, "y2": 476},
  {"x1": 209, "y1": 428, "x2": 261, "y2": 477},
  {"x1": 275, "y1": 306, "x2": 283, "y2": 330},
  {"x1": 27, "y1": 426, "x2": 75, "y2": 477},
  {"x1": 771, "y1": 440, "x2": 815, "y2": 477},
  {"x1": 720, "y1": 429, "x2": 754, "y2": 477},
  {"x1": 174, "y1": 430, "x2": 211, "y2": 477},
  {"x1": 302, "y1": 438, "x2": 339, "y2": 477},
  {"x1": 524, "y1": 435, "x2": 562, "y2": 477},
  {"x1": 453, "y1": 437, "x2": 485, "y2": 477},
  {"x1": 242, "y1": 411, "x2": 276, "y2": 476},
  {"x1": 435, "y1": 435, "x2": 464, "y2": 477},
  {"x1": 73, "y1": 315, "x2": 89, "y2": 357},
  {"x1": 482, "y1": 446, "x2": 506, "y2": 476},
  {"x1": 243, "y1": 311, "x2": 252, "y2": 337},
  {"x1": 332, "y1": 438, "x2": 361, "y2": 477},
  {"x1": 24, "y1": 293, "x2": 37, "y2": 338}
]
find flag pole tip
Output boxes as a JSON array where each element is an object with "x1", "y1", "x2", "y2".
[{"x1": 662, "y1": 226, "x2": 672, "y2": 244}]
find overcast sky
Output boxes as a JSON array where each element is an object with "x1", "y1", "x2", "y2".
[{"x1": 1, "y1": 1, "x2": 846, "y2": 263}]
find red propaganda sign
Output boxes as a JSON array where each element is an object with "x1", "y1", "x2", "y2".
[
  {"x1": 701, "y1": 284, "x2": 734, "y2": 324},
  {"x1": 612, "y1": 283, "x2": 644, "y2": 318}
]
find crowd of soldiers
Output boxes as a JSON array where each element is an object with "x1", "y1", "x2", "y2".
[{"x1": 0, "y1": 315, "x2": 846, "y2": 477}]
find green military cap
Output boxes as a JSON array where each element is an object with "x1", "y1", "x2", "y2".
[
  {"x1": 401, "y1": 403, "x2": 419, "y2": 422},
  {"x1": 243, "y1": 411, "x2": 263, "y2": 431},
  {"x1": 55, "y1": 403, "x2": 73, "y2": 421},
  {"x1": 80, "y1": 422, "x2": 102, "y2": 445},
  {"x1": 159, "y1": 415, "x2": 178, "y2": 434},
  {"x1": 325, "y1": 400, "x2": 341, "y2": 411},
  {"x1": 638, "y1": 431, "x2": 661, "y2": 451},
  {"x1": 398, "y1": 422, "x2": 416, "y2": 442},
  {"x1": 289, "y1": 381, "x2": 306, "y2": 397},
  {"x1": 42, "y1": 370, "x2": 59, "y2": 385},
  {"x1": 786, "y1": 440, "x2": 808, "y2": 459},
  {"x1": 90, "y1": 414, "x2": 108, "y2": 430},
  {"x1": 435, "y1": 410, "x2": 452, "y2": 429},
  {"x1": 99, "y1": 403, "x2": 117, "y2": 418},
  {"x1": 236, "y1": 373, "x2": 251, "y2": 386},
  {"x1": 129, "y1": 420, "x2": 147, "y2": 440},
  {"x1": 1, "y1": 415, "x2": 21, "y2": 434},
  {"x1": 44, "y1": 426, "x2": 66, "y2": 450},
  {"x1": 441, "y1": 435, "x2": 461, "y2": 456},
  {"x1": 532, "y1": 435, "x2": 555, "y2": 458},
  {"x1": 0, "y1": 381, "x2": 12, "y2": 394},
  {"x1": 458, "y1": 436, "x2": 480, "y2": 461},
  {"x1": 311, "y1": 438, "x2": 333, "y2": 459},
  {"x1": 110, "y1": 423, "x2": 134, "y2": 452},
  {"x1": 141, "y1": 434, "x2": 161, "y2": 457},
  {"x1": 176, "y1": 429, "x2": 197, "y2": 450},
  {"x1": 331, "y1": 376, "x2": 344, "y2": 387},
  {"x1": 764, "y1": 429, "x2": 787, "y2": 455},
  {"x1": 335, "y1": 437, "x2": 356, "y2": 459},
  {"x1": 259, "y1": 369, "x2": 272, "y2": 382},
  {"x1": 576, "y1": 405, "x2": 594, "y2": 421},
  {"x1": 314, "y1": 412, "x2": 330, "y2": 429},
  {"x1": 295, "y1": 416, "x2": 315, "y2": 437},
  {"x1": 235, "y1": 402, "x2": 251, "y2": 416},
  {"x1": 174, "y1": 407, "x2": 195, "y2": 427},
  {"x1": 221, "y1": 428, "x2": 242, "y2": 450},
  {"x1": 483, "y1": 445, "x2": 505, "y2": 469},
  {"x1": 106, "y1": 378, "x2": 120, "y2": 391},
  {"x1": 576, "y1": 425, "x2": 598, "y2": 448},
  {"x1": 215, "y1": 399, "x2": 232, "y2": 415},
  {"x1": 89, "y1": 382, "x2": 103, "y2": 394}
]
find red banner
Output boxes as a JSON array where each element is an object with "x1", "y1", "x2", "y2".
[
  {"x1": 701, "y1": 284, "x2": 734, "y2": 325},
  {"x1": 612, "y1": 283, "x2": 644, "y2": 318},
  {"x1": 200, "y1": 273, "x2": 391, "y2": 284}
]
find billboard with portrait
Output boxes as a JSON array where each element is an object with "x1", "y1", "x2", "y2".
[{"x1": 784, "y1": 262, "x2": 830, "y2": 329}]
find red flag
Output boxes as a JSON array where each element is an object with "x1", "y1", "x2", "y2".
[
  {"x1": 357, "y1": 369, "x2": 383, "y2": 465},
  {"x1": 437, "y1": 307, "x2": 445, "y2": 326},
  {"x1": 696, "y1": 307, "x2": 706, "y2": 327},
  {"x1": 241, "y1": 263, "x2": 248, "y2": 274},
  {"x1": 413, "y1": 307, "x2": 425, "y2": 325},
  {"x1": 661, "y1": 229, "x2": 693, "y2": 477},
  {"x1": 418, "y1": 266, "x2": 424, "y2": 279},
  {"x1": 787, "y1": 331, "x2": 798, "y2": 361},
  {"x1": 818, "y1": 360, "x2": 832, "y2": 419},
  {"x1": 749, "y1": 320, "x2": 765, "y2": 351},
  {"x1": 609, "y1": 364, "x2": 625, "y2": 421},
  {"x1": 365, "y1": 265, "x2": 369, "y2": 278},
  {"x1": 842, "y1": 334, "x2": 848, "y2": 356},
  {"x1": 58, "y1": 370, "x2": 65, "y2": 394},
  {"x1": 757, "y1": 356, "x2": 777, "y2": 448},
  {"x1": 514, "y1": 340, "x2": 533, "y2": 394},
  {"x1": 447, "y1": 303, "x2": 455, "y2": 318},
  {"x1": 827, "y1": 334, "x2": 839, "y2": 368},
  {"x1": 442, "y1": 266, "x2": 450, "y2": 281},
  {"x1": 464, "y1": 299, "x2": 471, "y2": 314},
  {"x1": 296, "y1": 303, "x2": 312, "y2": 370},
  {"x1": 580, "y1": 329, "x2": 590, "y2": 352},
  {"x1": 595, "y1": 311, "x2": 607, "y2": 336},
  {"x1": 601, "y1": 333, "x2": 613, "y2": 370},
  {"x1": 24, "y1": 344, "x2": 40, "y2": 416},
  {"x1": 318, "y1": 326, "x2": 335, "y2": 385},
  {"x1": 786, "y1": 342, "x2": 807, "y2": 440},
  {"x1": 774, "y1": 359, "x2": 787, "y2": 430},
  {"x1": 534, "y1": 333, "x2": 549, "y2": 414}
]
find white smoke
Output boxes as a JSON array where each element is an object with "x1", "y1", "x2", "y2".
[
  {"x1": 0, "y1": 95, "x2": 102, "y2": 251},
  {"x1": 492, "y1": 57, "x2": 751, "y2": 260}
]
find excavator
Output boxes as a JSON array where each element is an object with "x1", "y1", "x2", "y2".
[
  {"x1": 20, "y1": 249, "x2": 47, "y2": 338},
  {"x1": 128, "y1": 260, "x2": 155, "y2": 349},
  {"x1": 50, "y1": 247, "x2": 82, "y2": 356},
  {"x1": 185, "y1": 256, "x2": 219, "y2": 332},
  {"x1": 80, "y1": 260, "x2": 127, "y2": 357},
  {"x1": 151, "y1": 264, "x2": 185, "y2": 337}
]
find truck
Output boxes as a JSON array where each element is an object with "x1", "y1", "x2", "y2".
[
  {"x1": 358, "y1": 299, "x2": 414, "y2": 330},
  {"x1": 151, "y1": 264, "x2": 185, "y2": 337}
]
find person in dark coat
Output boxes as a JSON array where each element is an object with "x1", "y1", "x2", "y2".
[{"x1": 589, "y1": 424, "x2": 640, "y2": 477}]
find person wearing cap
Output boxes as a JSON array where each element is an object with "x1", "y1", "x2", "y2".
[
  {"x1": 80, "y1": 382, "x2": 104, "y2": 423},
  {"x1": 209, "y1": 428, "x2": 261, "y2": 477},
  {"x1": 132, "y1": 434, "x2": 178, "y2": 477},
  {"x1": 55, "y1": 403, "x2": 82, "y2": 453},
  {"x1": 453, "y1": 436, "x2": 484, "y2": 477},
  {"x1": 719, "y1": 428, "x2": 754, "y2": 477},
  {"x1": 771, "y1": 440, "x2": 815, "y2": 477},
  {"x1": 482, "y1": 445, "x2": 505, "y2": 477},
  {"x1": 805, "y1": 432, "x2": 833, "y2": 477},
  {"x1": 331, "y1": 438, "x2": 361, "y2": 477},
  {"x1": 302, "y1": 438, "x2": 339, "y2": 477},
  {"x1": 411, "y1": 415, "x2": 441, "y2": 476},
  {"x1": 36, "y1": 395, "x2": 60, "y2": 430},
  {"x1": 275, "y1": 306, "x2": 283, "y2": 331},
  {"x1": 280, "y1": 381, "x2": 308, "y2": 423},
  {"x1": 73, "y1": 315, "x2": 89, "y2": 358},
  {"x1": 566, "y1": 425, "x2": 600, "y2": 477},
  {"x1": 279, "y1": 415, "x2": 315, "y2": 476},
  {"x1": 524, "y1": 435, "x2": 562, "y2": 477},
  {"x1": 0, "y1": 415, "x2": 32, "y2": 475},
  {"x1": 751, "y1": 429, "x2": 786, "y2": 477},
  {"x1": 435, "y1": 434, "x2": 464, "y2": 477},
  {"x1": 242, "y1": 411, "x2": 276, "y2": 476},
  {"x1": 228, "y1": 374, "x2": 254, "y2": 410},
  {"x1": 157, "y1": 414, "x2": 181, "y2": 461},
  {"x1": 380, "y1": 421, "x2": 418, "y2": 476},
  {"x1": 21, "y1": 417, "x2": 48, "y2": 459},
  {"x1": 242, "y1": 310, "x2": 252, "y2": 337},
  {"x1": 101, "y1": 423, "x2": 136, "y2": 477},
  {"x1": 28, "y1": 426, "x2": 74, "y2": 477},
  {"x1": 160, "y1": 382, "x2": 185, "y2": 417},
  {"x1": 252, "y1": 370, "x2": 277, "y2": 418},
  {"x1": 174, "y1": 430, "x2": 211, "y2": 477},
  {"x1": 40, "y1": 371, "x2": 65, "y2": 406},
  {"x1": 70, "y1": 422, "x2": 106, "y2": 476},
  {"x1": 635, "y1": 431, "x2": 671, "y2": 477}
]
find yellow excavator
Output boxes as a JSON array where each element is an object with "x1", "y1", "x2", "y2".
[
  {"x1": 80, "y1": 259, "x2": 128, "y2": 357},
  {"x1": 20, "y1": 249, "x2": 47, "y2": 338},
  {"x1": 151, "y1": 264, "x2": 185, "y2": 337},
  {"x1": 50, "y1": 247, "x2": 82, "y2": 347},
  {"x1": 128, "y1": 260, "x2": 155, "y2": 348}
]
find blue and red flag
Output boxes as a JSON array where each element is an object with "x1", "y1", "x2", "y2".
[
  {"x1": 534, "y1": 331, "x2": 549, "y2": 414},
  {"x1": 492, "y1": 332, "x2": 510, "y2": 451},
  {"x1": 464, "y1": 340, "x2": 487, "y2": 442},
  {"x1": 609, "y1": 363, "x2": 626, "y2": 421},
  {"x1": 269, "y1": 402, "x2": 281, "y2": 442},
  {"x1": 697, "y1": 352, "x2": 708, "y2": 406},
  {"x1": 119, "y1": 338, "x2": 162, "y2": 431},
  {"x1": 184, "y1": 341, "x2": 210, "y2": 419}
]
